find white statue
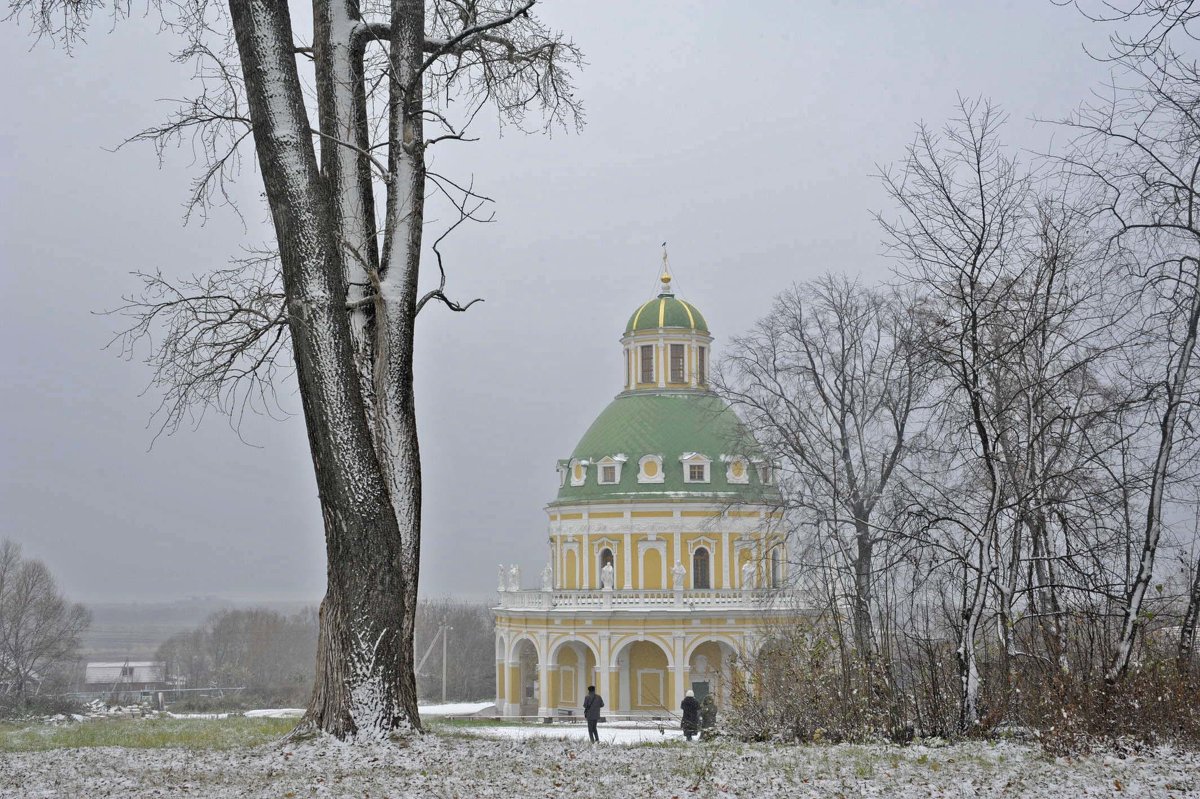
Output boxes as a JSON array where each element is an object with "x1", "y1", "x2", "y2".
[
  {"x1": 672, "y1": 561, "x2": 686, "y2": 590},
  {"x1": 508, "y1": 564, "x2": 521, "y2": 591},
  {"x1": 741, "y1": 560, "x2": 756, "y2": 590},
  {"x1": 600, "y1": 562, "x2": 615, "y2": 590},
  {"x1": 541, "y1": 562, "x2": 553, "y2": 592}
]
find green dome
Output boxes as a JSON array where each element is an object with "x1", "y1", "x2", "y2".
[
  {"x1": 554, "y1": 393, "x2": 778, "y2": 505},
  {"x1": 625, "y1": 293, "x2": 708, "y2": 335}
]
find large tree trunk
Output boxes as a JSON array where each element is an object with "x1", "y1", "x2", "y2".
[{"x1": 228, "y1": 0, "x2": 417, "y2": 739}]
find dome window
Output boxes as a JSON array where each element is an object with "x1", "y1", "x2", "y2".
[
  {"x1": 595, "y1": 454, "x2": 626, "y2": 485},
  {"x1": 754, "y1": 461, "x2": 775, "y2": 486},
  {"x1": 637, "y1": 454, "x2": 665, "y2": 484},
  {"x1": 669, "y1": 344, "x2": 686, "y2": 383},
  {"x1": 724, "y1": 455, "x2": 750, "y2": 485},
  {"x1": 639, "y1": 345, "x2": 654, "y2": 384},
  {"x1": 569, "y1": 459, "x2": 588, "y2": 487},
  {"x1": 680, "y1": 453, "x2": 711, "y2": 484}
]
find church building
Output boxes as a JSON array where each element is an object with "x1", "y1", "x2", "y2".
[{"x1": 493, "y1": 266, "x2": 791, "y2": 719}]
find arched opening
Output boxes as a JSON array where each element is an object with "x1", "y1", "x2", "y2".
[
  {"x1": 687, "y1": 640, "x2": 738, "y2": 712},
  {"x1": 692, "y1": 547, "x2": 711, "y2": 589},
  {"x1": 512, "y1": 638, "x2": 540, "y2": 717},
  {"x1": 550, "y1": 640, "x2": 597, "y2": 715},
  {"x1": 769, "y1": 546, "x2": 782, "y2": 589},
  {"x1": 611, "y1": 639, "x2": 672, "y2": 714}
]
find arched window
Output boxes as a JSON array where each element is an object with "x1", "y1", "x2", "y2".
[
  {"x1": 769, "y1": 547, "x2": 782, "y2": 589},
  {"x1": 692, "y1": 547, "x2": 711, "y2": 589}
]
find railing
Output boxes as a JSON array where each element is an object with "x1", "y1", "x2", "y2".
[{"x1": 496, "y1": 587, "x2": 797, "y2": 610}]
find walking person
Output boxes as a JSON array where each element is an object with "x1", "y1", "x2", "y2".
[
  {"x1": 583, "y1": 685, "x2": 604, "y2": 743},
  {"x1": 681, "y1": 689, "x2": 700, "y2": 741}
]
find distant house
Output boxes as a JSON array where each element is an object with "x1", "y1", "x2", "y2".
[{"x1": 84, "y1": 661, "x2": 167, "y2": 701}]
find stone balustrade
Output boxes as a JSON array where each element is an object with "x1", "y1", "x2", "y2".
[{"x1": 495, "y1": 587, "x2": 796, "y2": 611}]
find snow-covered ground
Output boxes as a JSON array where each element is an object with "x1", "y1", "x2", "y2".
[
  {"x1": 416, "y1": 701, "x2": 493, "y2": 716},
  {"x1": 3, "y1": 726, "x2": 1197, "y2": 798}
]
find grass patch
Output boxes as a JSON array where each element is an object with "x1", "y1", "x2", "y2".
[{"x1": 0, "y1": 716, "x2": 295, "y2": 752}]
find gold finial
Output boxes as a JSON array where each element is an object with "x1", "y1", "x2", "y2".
[{"x1": 660, "y1": 242, "x2": 672, "y2": 293}]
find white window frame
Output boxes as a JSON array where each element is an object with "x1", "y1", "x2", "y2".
[
  {"x1": 680, "y1": 452, "x2": 712, "y2": 484},
  {"x1": 595, "y1": 454, "x2": 626, "y2": 485}
]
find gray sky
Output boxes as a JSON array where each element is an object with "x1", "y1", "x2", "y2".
[{"x1": 0, "y1": 1, "x2": 1110, "y2": 604}]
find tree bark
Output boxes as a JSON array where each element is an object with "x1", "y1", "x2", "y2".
[{"x1": 228, "y1": 0, "x2": 417, "y2": 739}]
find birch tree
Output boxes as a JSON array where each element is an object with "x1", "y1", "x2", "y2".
[
  {"x1": 1057, "y1": 30, "x2": 1200, "y2": 685},
  {"x1": 878, "y1": 97, "x2": 1031, "y2": 730},
  {"x1": 7, "y1": 0, "x2": 581, "y2": 739}
]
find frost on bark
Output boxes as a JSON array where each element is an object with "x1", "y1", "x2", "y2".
[{"x1": 6, "y1": 0, "x2": 581, "y2": 740}]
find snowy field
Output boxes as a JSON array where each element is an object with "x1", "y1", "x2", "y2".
[{"x1": 3, "y1": 719, "x2": 1199, "y2": 798}]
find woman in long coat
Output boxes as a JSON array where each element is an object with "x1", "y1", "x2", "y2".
[{"x1": 680, "y1": 690, "x2": 700, "y2": 741}]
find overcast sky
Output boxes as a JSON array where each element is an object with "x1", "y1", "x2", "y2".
[{"x1": 0, "y1": 1, "x2": 1113, "y2": 604}]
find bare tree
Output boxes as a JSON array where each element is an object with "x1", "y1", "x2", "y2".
[
  {"x1": 1056, "y1": 29, "x2": 1200, "y2": 684},
  {"x1": 7, "y1": 0, "x2": 582, "y2": 740},
  {"x1": 0, "y1": 540, "x2": 91, "y2": 702},
  {"x1": 878, "y1": 96, "x2": 1033, "y2": 731},
  {"x1": 717, "y1": 275, "x2": 932, "y2": 664}
]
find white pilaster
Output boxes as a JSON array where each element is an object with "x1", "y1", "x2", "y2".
[
  {"x1": 623, "y1": 531, "x2": 633, "y2": 589},
  {"x1": 672, "y1": 633, "x2": 687, "y2": 710},
  {"x1": 537, "y1": 633, "x2": 551, "y2": 717}
]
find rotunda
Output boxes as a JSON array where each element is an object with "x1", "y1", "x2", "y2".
[{"x1": 493, "y1": 266, "x2": 792, "y2": 720}]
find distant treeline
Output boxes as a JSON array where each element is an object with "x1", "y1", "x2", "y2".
[{"x1": 157, "y1": 599, "x2": 495, "y2": 708}]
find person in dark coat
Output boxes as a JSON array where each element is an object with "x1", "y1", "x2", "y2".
[
  {"x1": 680, "y1": 689, "x2": 700, "y2": 741},
  {"x1": 583, "y1": 685, "x2": 604, "y2": 743},
  {"x1": 699, "y1": 694, "x2": 717, "y2": 740}
]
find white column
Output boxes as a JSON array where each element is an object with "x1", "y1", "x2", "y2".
[
  {"x1": 623, "y1": 531, "x2": 633, "y2": 589},
  {"x1": 598, "y1": 634, "x2": 612, "y2": 713},
  {"x1": 672, "y1": 634, "x2": 687, "y2": 711},
  {"x1": 671, "y1": 531, "x2": 680, "y2": 585},
  {"x1": 724, "y1": 530, "x2": 733, "y2": 589},
  {"x1": 582, "y1": 532, "x2": 591, "y2": 589},
  {"x1": 537, "y1": 633, "x2": 551, "y2": 718}
]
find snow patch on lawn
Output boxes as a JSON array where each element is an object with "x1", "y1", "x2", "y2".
[{"x1": 417, "y1": 701, "x2": 493, "y2": 716}]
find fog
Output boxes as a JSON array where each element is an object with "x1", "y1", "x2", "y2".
[{"x1": 0, "y1": 1, "x2": 1107, "y2": 603}]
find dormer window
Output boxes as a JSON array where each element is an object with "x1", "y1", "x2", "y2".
[
  {"x1": 669, "y1": 344, "x2": 686, "y2": 383},
  {"x1": 570, "y1": 459, "x2": 588, "y2": 487},
  {"x1": 595, "y1": 454, "x2": 626, "y2": 485},
  {"x1": 757, "y1": 463, "x2": 774, "y2": 485},
  {"x1": 639, "y1": 345, "x2": 654, "y2": 384},
  {"x1": 680, "y1": 453, "x2": 711, "y2": 483},
  {"x1": 556, "y1": 462, "x2": 569, "y2": 487},
  {"x1": 637, "y1": 454, "x2": 665, "y2": 484}
]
